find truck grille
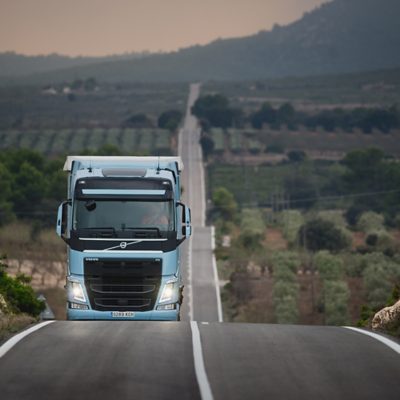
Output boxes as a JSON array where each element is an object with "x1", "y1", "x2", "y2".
[{"x1": 84, "y1": 258, "x2": 162, "y2": 312}]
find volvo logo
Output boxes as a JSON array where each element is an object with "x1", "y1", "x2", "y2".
[{"x1": 120, "y1": 242, "x2": 127, "y2": 249}]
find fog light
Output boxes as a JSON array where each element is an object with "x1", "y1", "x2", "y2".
[
  {"x1": 157, "y1": 303, "x2": 176, "y2": 311},
  {"x1": 70, "y1": 302, "x2": 89, "y2": 310}
]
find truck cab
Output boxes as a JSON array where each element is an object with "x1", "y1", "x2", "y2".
[{"x1": 56, "y1": 156, "x2": 191, "y2": 321}]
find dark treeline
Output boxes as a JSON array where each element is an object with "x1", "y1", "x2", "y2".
[
  {"x1": 0, "y1": 145, "x2": 130, "y2": 226},
  {"x1": 0, "y1": 149, "x2": 65, "y2": 226},
  {"x1": 192, "y1": 94, "x2": 400, "y2": 134}
]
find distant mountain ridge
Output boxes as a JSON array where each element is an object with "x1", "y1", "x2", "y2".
[
  {"x1": 2, "y1": 0, "x2": 400, "y2": 83},
  {"x1": 0, "y1": 51, "x2": 150, "y2": 77}
]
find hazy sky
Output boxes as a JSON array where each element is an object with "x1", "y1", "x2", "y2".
[{"x1": 0, "y1": 0, "x2": 329, "y2": 57}]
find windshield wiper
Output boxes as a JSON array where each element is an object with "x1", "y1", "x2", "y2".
[
  {"x1": 77, "y1": 227, "x2": 117, "y2": 238},
  {"x1": 123, "y1": 227, "x2": 162, "y2": 238}
]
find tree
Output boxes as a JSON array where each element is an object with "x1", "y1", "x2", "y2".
[
  {"x1": 342, "y1": 148, "x2": 400, "y2": 216},
  {"x1": 158, "y1": 110, "x2": 183, "y2": 132},
  {"x1": 199, "y1": 135, "x2": 215, "y2": 161},
  {"x1": 239, "y1": 209, "x2": 265, "y2": 250},
  {"x1": 11, "y1": 162, "x2": 47, "y2": 214},
  {"x1": 314, "y1": 251, "x2": 344, "y2": 281},
  {"x1": 277, "y1": 103, "x2": 295, "y2": 125},
  {"x1": 299, "y1": 218, "x2": 350, "y2": 252},
  {"x1": 192, "y1": 94, "x2": 243, "y2": 129},
  {"x1": 251, "y1": 102, "x2": 276, "y2": 129},
  {"x1": 212, "y1": 187, "x2": 237, "y2": 221}
]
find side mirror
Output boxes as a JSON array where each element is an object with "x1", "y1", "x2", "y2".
[
  {"x1": 56, "y1": 200, "x2": 70, "y2": 241},
  {"x1": 176, "y1": 202, "x2": 192, "y2": 241},
  {"x1": 183, "y1": 206, "x2": 192, "y2": 237}
]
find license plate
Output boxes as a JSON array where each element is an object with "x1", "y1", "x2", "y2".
[{"x1": 111, "y1": 311, "x2": 135, "y2": 318}]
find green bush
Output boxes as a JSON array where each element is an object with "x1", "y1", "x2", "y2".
[
  {"x1": 324, "y1": 280, "x2": 350, "y2": 325},
  {"x1": 357, "y1": 211, "x2": 385, "y2": 233},
  {"x1": 343, "y1": 253, "x2": 366, "y2": 277},
  {"x1": 365, "y1": 229, "x2": 394, "y2": 251},
  {"x1": 239, "y1": 209, "x2": 265, "y2": 249},
  {"x1": 212, "y1": 187, "x2": 238, "y2": 221},
  {"x1": 271, "y1": 251, "x2": 300, "y2": 273},
  {"x1": 280, "y1": 210, "x2": 304, "y2": 245},
  {"x1": 314, "y1": 251, "x2": 344, "y2": 281},
  {"x1": 272, "y1": 251, "x2": 300, "y2": 324},
  {"x1": 273, "y1": 280, "x2": 299, "y2": 298},
  {"x1": 0, "y1": 259, "x2": 45, "y2": 316},
  {"x1": 316, "y1": 210, "x2": 347, "y2": 228},
  {"x1": 275, "y1": 296, "x2": 299, "y2": 324},
  {"x1": 362, "y1": 252, "x2": 400, "y2": 309}
]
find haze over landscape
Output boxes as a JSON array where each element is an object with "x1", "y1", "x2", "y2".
[
  {"x1": 0, "y1": 0, "x2": 399, "y2": 82},
  {"x1": 0, "y1": 0, "x2": 328, "y2": 56}
]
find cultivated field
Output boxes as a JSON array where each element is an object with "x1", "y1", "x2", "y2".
[
  {"x1": 0, "y1": 128, "x2": 173, "y2": 156},
  {"x1": 209, "y1": 127, "x2": 400, "y2": 161}
]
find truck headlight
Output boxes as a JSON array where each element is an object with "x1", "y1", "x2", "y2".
[
  {"x1": 159, "y1": 280, "x2": 177, "y2": 303},
  {"x1": 68, "y1": 280, "x2": 86, "y2": 303}
]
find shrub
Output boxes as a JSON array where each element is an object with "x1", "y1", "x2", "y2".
[
  {"x1": 323, "y1": 280, "x2": 350, "y2": 325},
  {"x1": 0, "y1": 259, "x2": 45, "y2": 316},
  {"x1": 357, "y1": 211, "x2": 385, "y2": 233},
  {"x1": 273, "y1": 280, "x2": 298, "y2": 298},
  {"x1": 272, "y1": 251, "x2": 300, "y2": 324},
  {"x1": 365, "y1": 230, "x2": 394, "y2": 251},
  {"x1": 239, "y1": 209, "x2": 265, "y2": 249},
  {"x1": 280, "y1": 210, "x2": 304, "y2": 245},
  {"x1": 317, "y1": 210, "x2": 347, "y2": 228},
  {"x1": 362, "y1": 253, "x2": 400, "y2": 309},
  {"x1": 275, "y1": 296, "x2": 299, "y2": 324},
  {"x1": 343, "y1": 253, "x2": 366, "y2": 277},
  {"x1": 271, "y1": 251, "x2": 300, "y2": 273},
  {"x1": 314, "y1": 251, "x2": 344, "y2": 281},
  {"x1": 212, "y1": 187, "x2": 238, "y2": 221}
]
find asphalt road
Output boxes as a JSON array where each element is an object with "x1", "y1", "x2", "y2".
[
  {"x1": 1, "y1": 322, "x2": 399, "y2": 400},
  {"x1": 179, "y1": 83, "x2": 221, "y2": 322},
  {"x1": 1, "y1": 84, "x2": 399, "y2": 400}
]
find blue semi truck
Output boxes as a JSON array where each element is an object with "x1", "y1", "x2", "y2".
[{"x1": 56, "y1": 156, "x2": 191, "y2": 321}]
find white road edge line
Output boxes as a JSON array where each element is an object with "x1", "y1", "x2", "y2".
[
  {"x1": 178, "y1": 128, "x2": 183, "y2": 158},
  {"x1": 188, "y1": 234, "x2": 194, "y2": 321},
  {"x1": 190, "y1": 321, "x2": 214, "y2": 400},
  {"x1": 0, "y1": 320, "x2": 54, "y2": 359},
  {"x1": 198, "y1": 129, "x2": 206, "y2": 228},
  {"x1": 343, "y1": 326, "x2": 400, "y2": 355},
  {"x1": 211, "y1": 226, "x2": 223, "y2": 322}
]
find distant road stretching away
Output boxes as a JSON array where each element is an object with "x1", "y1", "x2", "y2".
[
  {"x1": 0, "y1": 84, "x2": 399, "y2": 400},
  {"x1": 179, "y1": 83, "x2": 222, "y2": 323}
]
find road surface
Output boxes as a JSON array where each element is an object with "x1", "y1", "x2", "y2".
[
  {"x1": 1, "y1": 321, "x2": 399, "y2": 399},
  {"x1": 179, "y1": 83, "x2": 222, "y2": 323},
  {"x1": 1, "y1": 84, "x2": 399, "y2": 400}
]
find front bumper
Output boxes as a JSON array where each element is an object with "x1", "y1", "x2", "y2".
[{"x1": 67, "y1": 307, "x2": 179, "y2": 321}]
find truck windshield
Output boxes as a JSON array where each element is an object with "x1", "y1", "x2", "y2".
[{"x1": 73, "y1": 200, "x2": 175, "y2": 233}]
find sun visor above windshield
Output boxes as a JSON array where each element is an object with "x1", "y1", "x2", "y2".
[{"x1": 74, "y1": 177, "x2": 173, "y2": 200}]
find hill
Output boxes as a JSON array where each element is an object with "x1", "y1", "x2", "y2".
[
  {"x1": 0, "y1": 51, "x2": 150, "y2": 78},
  {"x1": 3, "y1": 0, "x2": 400, "y2": 83}
]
